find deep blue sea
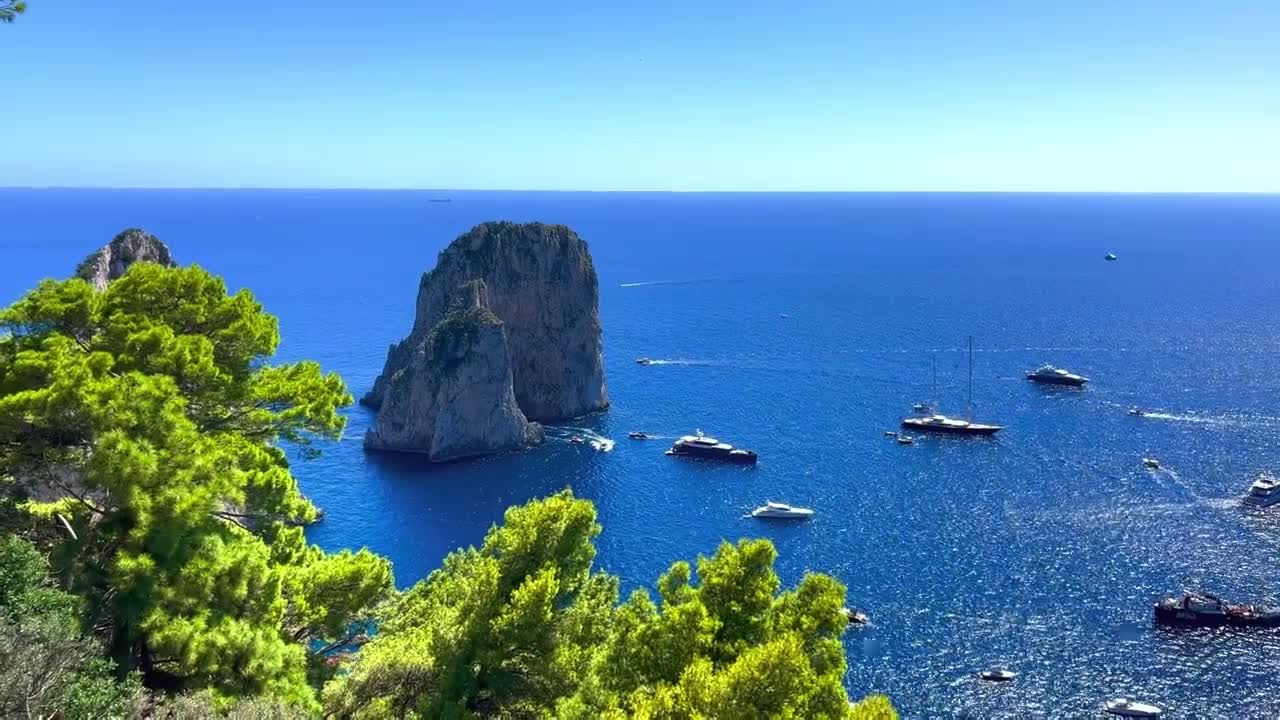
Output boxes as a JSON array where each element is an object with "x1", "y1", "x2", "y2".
[{"x1": 5, "y1": 190, "x2": 1280, "y2": 718}]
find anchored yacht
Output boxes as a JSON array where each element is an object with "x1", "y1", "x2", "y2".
[
  {"x1": 751, "y1": 501, "x2": 813, "y2": 519},
  {"x1": 1026, "y1": 364, "x2": 1089, "y2": 387},
  {"x1": 978, "y1": 669, "x2": 1016, "y2": 682},
  {"x1": 901, "y1": 338, "x2": 1003, "y2": 436},
  {"x1": 666, "y1": 432, "x2": 758, "y2": 464},
  {"x1": 1153, "y1": 592, "x2": 1280, "y2": 628}
]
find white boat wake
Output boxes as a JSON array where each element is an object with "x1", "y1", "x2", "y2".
[
  {"x1": 546, "y1": 426, "x2": 615, "y2": 452},
  {"x1": 618, "y1": 279, "x2": 703, "y2": 288},
  {"x1": 639, "y1": 358, "x2": 713, "y2": 366}
]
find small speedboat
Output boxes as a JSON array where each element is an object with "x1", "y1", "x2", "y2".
[
  {"x1": 628, "y1": 431, "x2": 650, "y2": 440},
  {"x1": 896, "y1": 435, "x2": 914, "y2": 445},
  {"x1": 911, "y1": 402, "x2": 931, "y2": 413},
  {"x1": 568, "y1": 435, "x2": 585, "y2": 445},
  {"x1": 841, "y1": 607, "x2": 869, "y2": 625},
  {"x1": 636, "y1": 357, "x2": 653, "y2": 365},
  {"x1": 1127, "y1": 407, "x2": 1145, "y2": 417},
  {"x1": 884, "y1": 430, "x2": 898, "y2": 437},
  {"x1": 978, "y1": 668, "x2": 1016, "y2": 682},
  {"x1": 1104, "y1": 698, "x2": 1161, "y2": 718},
  {"x1": 751, "y1": 501, "x2": 813, "y2": 520},
  {"x1": 1142, "y1": 457, "x2": 1160, "y2": 470},
  {"x1": 1105, "y1": 253, "x2": 1118, "y2": 261}
]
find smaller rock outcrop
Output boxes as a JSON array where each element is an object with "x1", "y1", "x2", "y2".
[
  {"x1": 364, "y1": 283, "x2": 544, "y2": 461},
  {"x1": 75, "y1": 228, "x2": 175, "y2": 290}
]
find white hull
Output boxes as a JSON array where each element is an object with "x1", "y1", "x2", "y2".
[{"x1": 752, "y1": 502, "x2": 814, "y2": 519}]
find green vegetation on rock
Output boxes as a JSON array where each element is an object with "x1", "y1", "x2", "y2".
[{"x1": 426, "y1": 307, "x2": 501, "y2": 377}]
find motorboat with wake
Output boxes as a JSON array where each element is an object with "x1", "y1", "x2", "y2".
[
  {"x1": 901, "y1": 338, "x2": 1003, "y2": 436},
  {"x1": 1243, "y1": 472, "x2": 1280, "y2": 507},
  {"x1": 628, "y1": 431, "x2": 650, "y2": 440},
  {"x1": 896, "y1": 434, "x2": 914, "y2": 445},
  {"x1": 1142, "y1": 457, "x2": 1160, "y2": 470},
  {"x1": 666, "y1": 431, "x2": 758, "y2": 464},
  {"x1": 636, "y1": 357, "x2": 654, "y2": 365},
  {"x1": 1026, "y1": 364, "x2": 1089, "y2": 387},
  {"x1": 751, "y1": 501, "x2": 813, "y2": 519},
  {"x1": 1153, "y1": 592, "x2": 1280, "y2": 628},
  {"x1": 1105, "y1": 698, "x2": 1161, "y2": 717},
  {"x1": 1127, "y1": 407, "x2": 1145, "y2": 417}
]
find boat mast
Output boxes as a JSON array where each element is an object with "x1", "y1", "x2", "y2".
[
  {"x1": 931, "y1": 353, "x2": 937, "y2": 404},
  {"x1": 967, "y1": 336, "x2": 974, "y2": 420}
]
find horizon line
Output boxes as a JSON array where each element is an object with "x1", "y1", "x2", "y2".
[{"x1": 2, "y1": 186, "x2": 1278, "y2": 196}]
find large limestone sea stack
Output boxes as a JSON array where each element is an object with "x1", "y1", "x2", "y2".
[{"x1": 363, "y1": 221, "x2": 609, "y2": 460}]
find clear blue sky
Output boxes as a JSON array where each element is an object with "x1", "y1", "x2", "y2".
[{"x1": 2, "y1": 1, "x2": 1277, "y2": 191}]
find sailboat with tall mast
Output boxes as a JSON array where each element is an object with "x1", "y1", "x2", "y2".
[{"x1": 901, "y1": 337, "x2": 1003, "y2": 436}]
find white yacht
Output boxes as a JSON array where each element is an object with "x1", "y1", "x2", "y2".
[
  {"x1": 1104, "y1": 698, "x2": 1162, "y2": 718},
  {"x1": 1026, "y1": 364, "x2": 1089, "y2": 387},
  {"x1": 901, "y1": 339, "x2": 1003, "y2": 436},
  {"x1": 667, "y1": 432, "x2": 758, "y2": 464},
  {"x1": 1244, "y1": 473, "x2": 1280, "y2": 507},
  {"x1": 1142, "y1": 457, "x2": 1160, "y2": 470},
  {"x1": 978, "y1": 668, "x2": 1016, "y2": 682},
  {"x1": 751, "y1": 501, "x2": 814, "y2": 520},
  {"x1": 902, "y1": 413, "x2": 1002, "y2": 436}
]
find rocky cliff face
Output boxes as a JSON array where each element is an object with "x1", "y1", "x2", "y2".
[
  {"x1": 363, "y1": 222, "x2": 608, "y2": 458},
  {"x1": 75, "y1": 228, "x2": 175, "y2": 290}
]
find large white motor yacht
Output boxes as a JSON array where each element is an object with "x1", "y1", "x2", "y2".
[
  {"x1": 751, "y1": 501, "x2": 814, "y2": 520},
  {"x1": 1244, "y1": 473, "x2": 1280, "y2": 507}
]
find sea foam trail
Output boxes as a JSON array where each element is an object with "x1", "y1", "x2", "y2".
[
  {"x1": 545, "y1": 426, "x2": 615, "y2": 452},
  {"x1": 641, "y1": 358, "x2": 714, "y2": 366},
  {"x1": 618, "y1": 279, "x2": 704, "y2": 288}
]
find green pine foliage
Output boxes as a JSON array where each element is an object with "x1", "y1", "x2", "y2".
[
  {"x1": 325, "y1": 490, "x2": 897, "y2": 720},
  {"x1": 0, "y1": 1, "x2": 26, "y2": 24},
  {"x1": 1, "y1": 260, "x2": 894, "y2": 717},
  {"x1": 0, "y1": 534, "x2": 139, "y2": 719},
  {"x1": 0, "y1": 264, "x2": 392, "y2": 711}
]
